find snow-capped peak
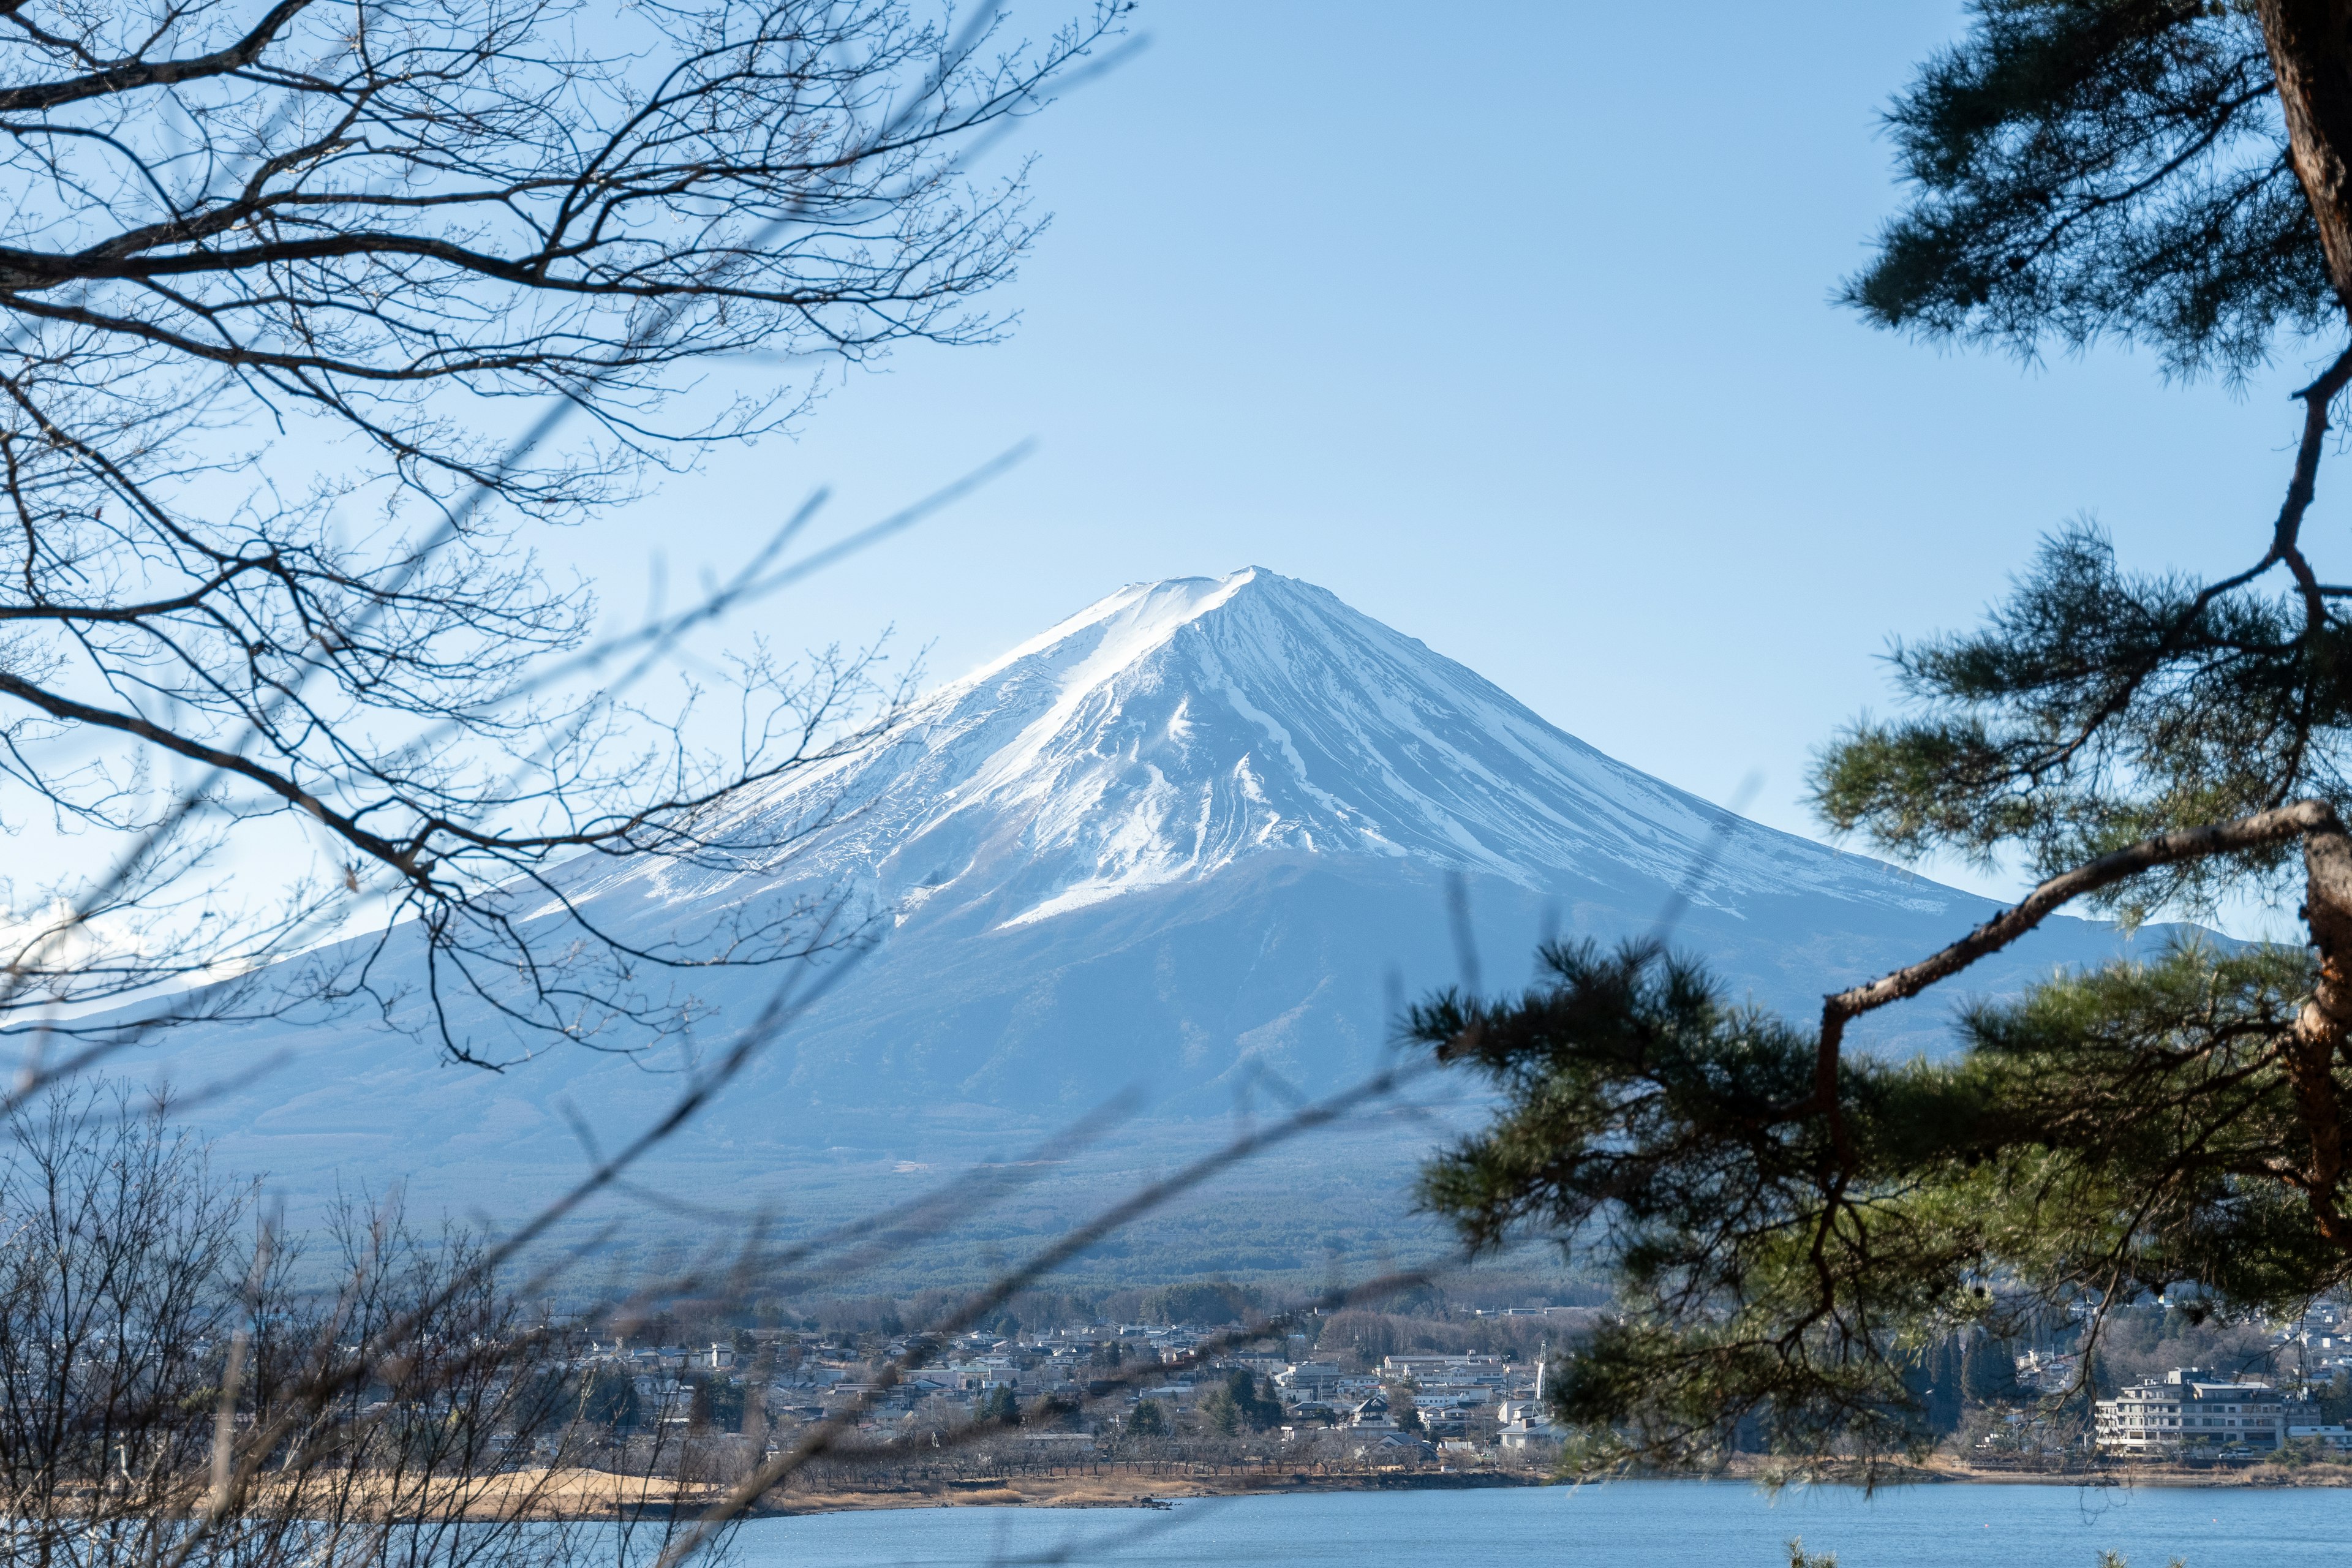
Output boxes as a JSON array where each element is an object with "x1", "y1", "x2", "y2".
[
  {"x1": 944, "y1": 568, "x2": 1261, "y2": 699},
  {"x1": 690, "y1": 567, "x2": 1957, "y2": 934}
]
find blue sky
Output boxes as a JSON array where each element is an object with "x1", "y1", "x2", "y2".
[{"x1": 579, "y1": 0, "x2": 2326, "y2": 930}]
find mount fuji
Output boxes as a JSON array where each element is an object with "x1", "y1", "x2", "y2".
[{"x1": 134, "y1": 568, "x2": 2165, "y2": 1276}]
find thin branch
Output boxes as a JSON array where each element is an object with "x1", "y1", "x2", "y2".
[{"x1": 1796, "y1": 798, "x2": 2339, "y2": 1157}]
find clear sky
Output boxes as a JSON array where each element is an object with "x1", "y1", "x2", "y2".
[{"x1": 567, "y1": 0, "x2": 2326, "y2": 933}]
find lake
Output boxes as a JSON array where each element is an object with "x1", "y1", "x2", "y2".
[{"x1": 730, "y1": 1480, "x2": 2350, "y2": 1568}]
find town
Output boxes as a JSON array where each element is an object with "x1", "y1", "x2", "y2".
[
  {"x1": 533, "y1": 1294, "x2": 2352, "y2": 1487},
  {"x1": 554, "y1": 1304, "x2": 1599, "y2": 1488}
]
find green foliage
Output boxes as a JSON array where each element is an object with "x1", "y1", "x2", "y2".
[
  {"x1": 1126, "y1": 1397, "x2": 1167, "y2": 1436},
  {"x1": 1137, "y1": 1281, "x2": 1262, "y2": 1326},
  {"x1": 1033, "y1": 1392, "x2": 1085, "y2": 1430},
  {"x1": 1415, "y1": 0, "x2": 2352, "y2": 1487},
  {"x1": 977, "y1": 1386, "x2": 1022, "y2": 1427},
  {"x1": 1414, "y1": 939, "x2": 2352, "y2": 1474},
  {"x1": 687, "y1": 1375, "x2": 744, "y2": 1432},
  {"x1": 1905, "y1": 1336, "x2": 1966, "y2": 1433},
  {"x1": 1811, "y1": 524, "x2": 2352, "y2": 921},
  {"x1": 1199, "y1": 1370, "x2": 1284, "y2": 1435},
  {"x1": 1961, "y1": 1334, "x2": 2022, "y2": 1404},
  {"x1": 1788, "y1": 1541, "x2": 1838, "y2": 1568},
  {"x1": 1844, "y1": 0, "x2": 2329, "y2": 377},
  {"x1": 1388, "y1": 1383, "x2": 1425, "y2": 1434},
  {"x1": 579, "y1": 1366, "x2": 641, "y2": 1430},
  {"x1": 2313, "y1": 1367, "x2": 2352, "y2": 1423}
]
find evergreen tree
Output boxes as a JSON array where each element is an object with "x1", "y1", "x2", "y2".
[
  {"x1": 1199, "y1": 1370, "x2": 1283, "y2": 1434},
  {"x1": 1961, "y1": 1336, "x2": 2021, "y2": 1407},
  {"x1": 2083, "y1": 1344, "x2": 2116, "y2": 1398},
  {"x1": 1199, "y1": 1381, "x2": 1244, "y2": 1436},
  {"x1": 1415, "y1": 0, "x2": 2352, "y2": 1480},
  {"x1": 1126, "y1": 1398, "x2": 1167, "y2": 1436},
  {"x1": 1389, "y1": 1382, "x2": 1425, "y2": 1435},
  {"x1": 1912, "y1": 1336, "x2": 1966, "y2": 1434},
  {"x1": 580, "y1": 1367, "x2": 642, "y2": 1431},
  {"x1": 978, "y1": 1387, "x2": 1022, "y2": 1427},
  {"x1": 686, "y1": 1376, "x2": 745, "y2": 1433},
  {"x1": 2319, "y1": 1367, "x2": 2352, "y2": 1423}
]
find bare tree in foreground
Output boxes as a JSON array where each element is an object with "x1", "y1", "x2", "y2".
[
  {"x1": 0, "y1": 0, "x2": 1126, "y2": 1071},
  {"x1": 1414, "y1": 0, "x2": 2352, "y2": 1482},
  {"x1": 0, "y1": 1087, "x2": 760, "y2": 1568},
  {"x1": 0, "y1": 0, "x2": 1551, "y2": 1559}
]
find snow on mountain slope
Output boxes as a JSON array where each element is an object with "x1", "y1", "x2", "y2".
[
  {"x1": 130, "y1": 567, "x2": 2165, "y2": 1232},
  {"x1": 566, "y1": 567, "x2": 1956, "y2": 944}
]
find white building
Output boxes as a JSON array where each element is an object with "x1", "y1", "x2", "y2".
[
  {"x1": 2094, "y1": 1370, "x2": 2286, "y2": 1455},
  {"x1": 1276, "y1": 1360, "x2": 1344, "y2": 1392},
  {"x1": 1496, "y1": 1354, "x2": 1556, "y2": 1453}
]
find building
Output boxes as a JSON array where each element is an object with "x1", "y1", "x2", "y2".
[
  {"x1": 2094, "y1": 1369, "x2": 2287, "y2": 1455},
  {"x1": 1275, "y1": 1360, "x2": 1344, "y2": 1393},
  {"x1": 1495, "y1": 1352, "x2": 1556, "y2": 1453}
]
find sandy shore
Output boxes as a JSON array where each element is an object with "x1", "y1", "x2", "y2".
[
  {"x1": 768, "y1": 1468, "x2": 1550, "y2": 1514},
  {"x1": 447, "y1": 1455, "x2": 2352, "y2": 1521},
  {"x1": 456, "y1": 1464, "x2": 1551, "y2": 1519}
]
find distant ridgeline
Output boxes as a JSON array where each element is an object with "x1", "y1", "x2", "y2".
[{"x1": 127, "y1": 568, "x2": 2187, "y2": 1286}]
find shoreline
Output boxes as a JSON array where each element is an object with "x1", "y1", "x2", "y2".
[
  {"x1": 760, "y1": 1468, "x2": 1550, "y2": 1515},
  {"x1": 757, "y1": 1459, "x2": 2352, "y2": 1515},
  {"x1": 490, "y1": 1457, "x2": 2352, "y2": 1521},
  {"x1": 691, "y1": 1457, "x2": 2352, "y2": 1523}
]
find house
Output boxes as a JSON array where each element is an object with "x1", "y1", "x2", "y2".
[
  {"x1": 1348, "y1": 1392, "x2": 1393, "y2": 1430},
  {"x1": 1379, "y1": 1354, "x2": 1503, "y2": 1381},
  {"x1": 2094, "y1": 1369, "x2": 2288, "y2": 1455},
  {"x1": 1496, "y1": 1352, "x2": 1557, "y2": 1453},
  {"x1": 1496, "y1": 1398, "x2": 1558, "y2": 1453},
  {"x1": 1368, "y1": 1433, "x2": 1434, "y2": 1459},
  {"x1": 1276, "y1": 1360, "x2": 1344, "y2": 1391},
  {"x1": 2012, "y1": 1349, "x2": 2080, "y2": 1395}
]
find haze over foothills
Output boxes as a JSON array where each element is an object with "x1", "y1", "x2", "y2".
[{"x1": 142, "y1": 568, "x2": 2168, "y2": 1253}]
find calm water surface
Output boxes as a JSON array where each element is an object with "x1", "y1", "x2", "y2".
[{"x1": 731, "y1": 1481, "x2": 2349, "y2": 1568}]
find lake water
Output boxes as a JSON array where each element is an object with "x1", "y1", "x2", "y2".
[{"x1": 730, "y1": 1481, "x2": 2350, "y2": 1568}]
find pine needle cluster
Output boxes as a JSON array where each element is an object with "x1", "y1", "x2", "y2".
[{"x1": 1420, "y1": 0, "x2": 2352, "y2": 1480}]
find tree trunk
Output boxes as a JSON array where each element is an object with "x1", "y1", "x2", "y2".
[
  {"x1": 2296, "y1": 824, "x2": 2352, "y2": 1246},
  {"x1": 2260, "y1": 2, "x2": 2352, "y2": 306}
]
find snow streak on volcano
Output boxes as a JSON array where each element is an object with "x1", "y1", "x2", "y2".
[
  {"x1": 582, "y1": 567, "x2": 1962, "y2": 940},
  {"x1": 144, "y1": 567, "x2": 2152, "y2": 1220}
]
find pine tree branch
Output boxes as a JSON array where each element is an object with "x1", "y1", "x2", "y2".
[{"x1": 1795, "y1": 799, "x2": 2342, "y2": 1158}]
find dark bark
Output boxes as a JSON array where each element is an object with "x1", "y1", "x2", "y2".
[
  {"x1": 2294, "y1": 821, "x2": 2352, "y2": 1245},
  {"x1": 2259, "y1": 1, "x2": 2352, "y2": 306},
  {"x1": 2255, "y1": 2, "x2": 2352, "y2": 1249}
]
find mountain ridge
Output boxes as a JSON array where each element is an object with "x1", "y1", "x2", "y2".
[
  {"x1": 123, "y1": 566, "x2": 2173, "y2": 1272},
  {"x1": 570, "y1": 565, "x2": 1967, "y2": 944}
]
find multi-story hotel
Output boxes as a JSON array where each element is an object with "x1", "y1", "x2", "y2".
[{"x1": 2093, "y1": 1369, "x2": 2286, "y2": 1455}]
